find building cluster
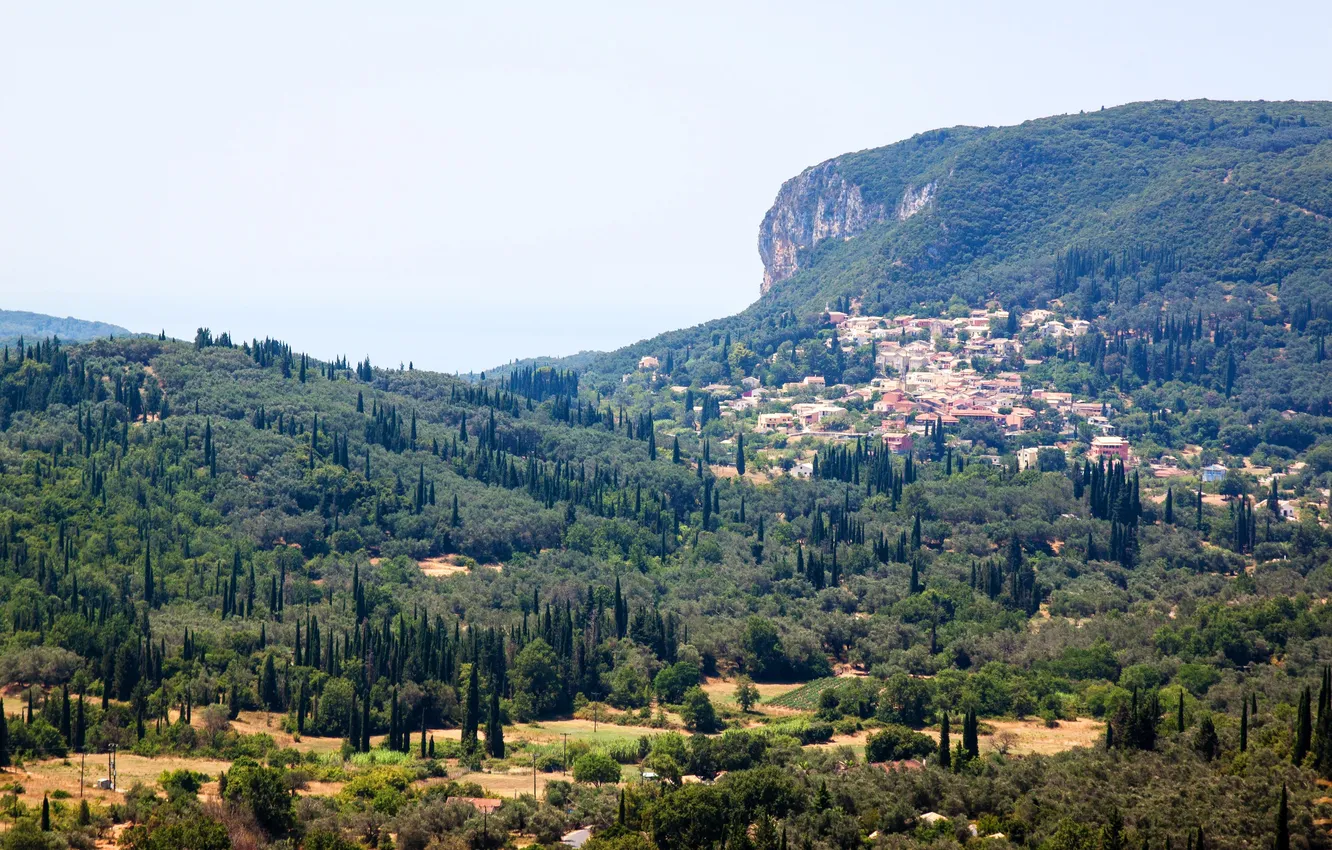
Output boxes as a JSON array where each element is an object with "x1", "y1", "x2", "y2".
[
  {"x1": 678, "y1": 308, "x2": 1136, "y2": 465},
  {"x1": 632, "y1": 303, "x2": 1319, "y2": 521}
]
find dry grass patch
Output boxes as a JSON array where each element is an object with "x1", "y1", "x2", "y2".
[
  {"x1": 700, "y1": 678, "x2": 803, "y2": 714},
  {"x1": 981, "y1": 717, "x2": 1103, "y2": 755},
  {"x1": 11, "y1": 753, "x2": 231, "y2": 806},
  {"x1": 451, "y1": 768, "x2": 565, "y2": 798}
]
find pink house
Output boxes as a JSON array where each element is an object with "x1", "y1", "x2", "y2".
[
  {"x1": 882, "y1": 432, "x2": 913, "y2": 454},
  {"x1": 1090, "y1": 436, "x2": 1130, "y2": 462}
]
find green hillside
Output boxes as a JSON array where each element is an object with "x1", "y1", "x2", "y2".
[
  {"x1": 3, "y1": 102, "x2": 1332, "y2": 849},
  {"x1": 586, "y1": 101, "x2": 1332, "y2": 413}
]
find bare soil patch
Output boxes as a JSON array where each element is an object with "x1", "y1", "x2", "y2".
[{"x1": 365, "y1": 554, "x2": 504, "y2": 576}]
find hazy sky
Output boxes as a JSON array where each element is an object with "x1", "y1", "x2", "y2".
[{"x1": 2, "y1": 2, "x2": 1330, "y2": 372}]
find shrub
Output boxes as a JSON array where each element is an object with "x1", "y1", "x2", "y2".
[
  {"x1": 572, "y1": 751, "x2": 621, "y2": 786},
  {"x1": 865, "y1": 725, "x2": 935, "y2": 762}
]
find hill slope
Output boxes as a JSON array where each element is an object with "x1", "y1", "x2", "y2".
[
  {"x1": 3, "y1": 101, "x2": 1332, "y2": 849},
  {"x1": 583, "y1": 100, "x2": 1332, "y2": 410}
]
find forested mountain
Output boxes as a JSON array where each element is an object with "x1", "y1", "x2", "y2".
[
  {"x1": 0, "y1": 310, "x2": 131, "y2": 343},
  {"x1": 3, "y1": 100, "x2": 1332, "y2": 850},
  {"x1": 583, "y1": 100, "x2": 1332, "y2": 414}
]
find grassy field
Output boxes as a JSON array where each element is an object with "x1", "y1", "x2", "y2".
[
  {"x1": 700, "y1": 678, "x2": 804, "y2": 712},
  {"x1": 511, "y1": 718, "x2": 662, "y2": 745}
]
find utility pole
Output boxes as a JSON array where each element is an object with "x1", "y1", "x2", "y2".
[{"x1": 533, "y1": 752, "x2": 537, "y2": 797}]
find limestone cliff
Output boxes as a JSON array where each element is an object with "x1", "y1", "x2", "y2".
[{"x1": 757, "y1": 160, "x2": 887, "y2": 295}]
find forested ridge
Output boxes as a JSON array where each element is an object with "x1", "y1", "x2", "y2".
[
  {"x1": 4, "y1": 98, "x2": 1332, "y2": 850},
  {"x1": 579, "y1": 101, "x2": 1332, "y2": 416}
]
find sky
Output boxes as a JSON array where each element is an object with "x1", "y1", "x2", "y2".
[{"x1": 2, "y1": 2, "x2": 1330, "y2": 372}]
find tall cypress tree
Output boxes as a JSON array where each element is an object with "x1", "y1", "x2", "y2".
[
  {"x1": 1295, "y1": 686, "x2": 1312, "y2": 764},
  {"x1": 1240, "y1": 699, "x2": 1248, "y2": 753},
  {"x1": 937, "y1": 713, "x2": 951, "y2": 769},
  {"x1": 485, "y1": 687, "x2": 505, "y2": 758},
  {"x1": 461, "y1": 663, "x2": 480, "y2": 754},
  {"x1": 1275, "y1": 784, "x2": 1290, "y2": 850},
  {"x1": 143, "y1": 544, "x2": 154, "y2": 607},
  {"x1": 59, "y1": 687, "x2": 71, "y2": 743},
  {"x1": 963, "y1": 709, "x2": 979, "y2": 760},
  {"x1": 361, "y1": 692, "x2": 371, "y2": 753},
  {"x1": 261, "y1": 654, "x2": 280, "y2": 711}
]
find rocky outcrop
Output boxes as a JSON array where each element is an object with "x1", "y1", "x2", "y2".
[
  {"x1": 757, "y1": 161, "x2": 887, "y2": 294},
  {"x1": 896, "y1": 181, "x2": 935, "y2": 221}
]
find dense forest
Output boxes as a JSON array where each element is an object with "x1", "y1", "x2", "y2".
[{"x1": 3, "y1": 99, "x2": 1332, "y2": 850}]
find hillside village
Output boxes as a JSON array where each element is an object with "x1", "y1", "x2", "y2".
[{"x1": 629, "y1": 304, "x2": 1327, "y2": 526}]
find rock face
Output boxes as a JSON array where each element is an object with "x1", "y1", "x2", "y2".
[{"x1": 757, "y1": 160, "x2": 887, "y2": 295}]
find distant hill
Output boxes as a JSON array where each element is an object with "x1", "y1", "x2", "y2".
[
  {"x1": 0, "y1": 309, "x2": 131, "y2": 342},
  {"x1": 571, "y1": 100, "x2": 1332, "y2": 410}
]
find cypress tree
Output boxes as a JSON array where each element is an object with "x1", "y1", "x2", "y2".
[
  {"x1": 75, "y1": 693, "x2": 85, "y2": 752},
  {"x1": 938, "y1": 713, "x2": 951, "y2": 769},
  {"x1": 261, "y1": 653, "x2": 280, "y2": 711},
  {"x1": 361, "y1": 692, "x2": 371, "y2": 752},
  {"x1": 1240, "y1": 699, "x2": 1248, "y2": 753},
  {"x1": 1275, "y1": 784, "x2": 1290, "y2": 850},
  {"x1": 143, "y1": 544, "x2": 154, "y2": 607},
  {"x1": 1296, "y1": 686, "x2": 1313, "y2": 764},
  {"x1": 0, "y1": 709, "x2": 9, "y2": 768},
  {"x1": 963, "y1": 708, "x2": 979, "y2": 760},
  {"x1": 462, "y1": 663, "x2": 480, "y2": 754},
  {"x1": 59, "y1": 687, "x2": 71, "y2": 743},
  {"x1": 485, "y1": 687, "x2": 505, "y2": 758},
  {"x1": 41, "y1": 794, "x2": 50, "y2": 831},
  {"x1": 736, "y1": 434, "x2": 745, "y2": 476}
]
